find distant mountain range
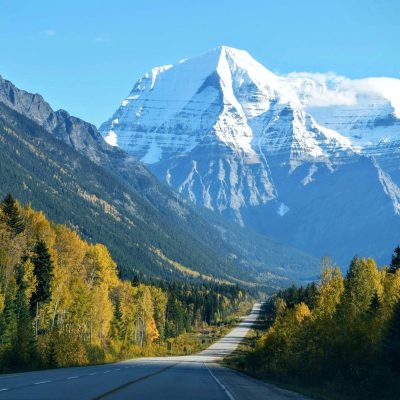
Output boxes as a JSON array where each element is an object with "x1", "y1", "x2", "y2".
[
  {"x1": 0, "y1": 75, "x2": 319, "y2": 288},
  {"x1": 100, "y1": 46, "x2": 400, "y2": 266}
]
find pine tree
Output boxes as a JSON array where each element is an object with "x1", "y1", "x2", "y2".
[
  {"x1": 384, "y1": 295, "x2": 400, "y2": 371},
  {"x1": 0, "y1": 289, "x2": 17, "y2": 348},
  {"x1": 30, "y1": 240, "x2": 53, "y2": 310},
  {"x1": 109, "y1": 295, "x2": 123, "y2": 341},
  {"x1": 367, "y1": 291, "x2": 380, "y2": 315},
  {"x1": 0, "y1": 193, "x2": 25, "y2": 235},
  {"x1": 389, "y1": 245, "x2": 400, "y2": 274},
  {"x1": 47, "y1": 337, "x2": 58, "y2": 368},
  {"x1": 10, "y1": 263, "x2": 37, "y2": 368}
]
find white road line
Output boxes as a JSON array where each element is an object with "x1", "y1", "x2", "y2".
[
  {"x1": 115, "y1": 368, "x2": 120, "y2": 371},
  {"x1": 104, "y1": 370, "x2": 111, "y2": 373},
  {"x1": 203, "y1": 363, "x2": 236, "y2": 400},
  {"x1": 89, "y1": 372, "x2": 97, "y2": 376},
  {"x1": 67, "y1": 376, "x2": 79, "y2": 380},
  {"x1": 0, "y1": 388, "x2": 8, "y2": 391},
  {"x1": 34, "y1": 380, "x2": 51, "y2": 385}
]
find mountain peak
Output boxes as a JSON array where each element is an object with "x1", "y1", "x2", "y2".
[{"x1": 208, "y1": 45, "x2": 251, "y2": 59}]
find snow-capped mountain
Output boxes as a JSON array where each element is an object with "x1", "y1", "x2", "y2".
[
  {"x1": 100, "y1": 46, "x2": 400, "y2": 266},
  {"x1": 288, "y1": 72, "x2": 400, "y2": 154}
]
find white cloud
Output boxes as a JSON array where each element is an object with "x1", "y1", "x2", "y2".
[
  {"x1": 44, "y1": 29, "x2": 56, "y2": 37},
  {"x1": 285, "y1": 71, "x2": 400, "y2": 115}
]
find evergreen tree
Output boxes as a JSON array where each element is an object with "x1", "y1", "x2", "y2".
[
  {"x1": 384, "y1": 295, "x2": 400, "y2": 371},
  {"x1": 0, "y1": 289, "x2": 17, "y2": 348},
  {"x1": 389, "y1": 245, "x2": 400, "y2": 274},
  {"x1": 12, "y1": 264, "x2": 36, "y2": 368},
  {"x1": 30, "y1": 240, "x2": 53, "y2": 310},
  {"x1": 109, "y1": 295, "x2": 123, "y2": 341},
  {"x1": 47, "y1": 337, "x2": 58, "y2": 368},
  {"x1": 0, "y1": 193, "x2": 25, "y2": 235},
  {"x1": 368, "y1": 291, "x2": 381, "y2": 313},
  {"x1": 0, "y1": 195, "x2": 248, "y2": 371}
]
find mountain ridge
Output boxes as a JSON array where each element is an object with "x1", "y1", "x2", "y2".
[
  {"x1": 0, "y1": 75, "x2": 319, "y2": 286},
  {"x1": 100, "y1": 46, "x2": 400, "y2": 265}
]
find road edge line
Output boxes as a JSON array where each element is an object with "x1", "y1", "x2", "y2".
[{"x1": 203, "y1": 363, "x2": 236, "y2": 400}]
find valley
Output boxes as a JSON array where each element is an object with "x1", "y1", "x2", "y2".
[{"x1": 0, "y1": 6, "x2": 399, "y2": 397}]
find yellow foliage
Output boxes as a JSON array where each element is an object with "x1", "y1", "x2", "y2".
[
  {"x1": 382, "y1": 268, "x2": 400, "y2": 308},
  {"x1": 20, "y1": 259, "x2": 37, "y2": 303},
  {"x1": 315, "y1": 267, "x2": 344, "y2": 318},
  {"x1": 24, "y1": 206, "x2": 56, "y2": 252},
  {"x1": 294, "y1": 302, "x2": 311, "y2": 322},
  {"x1": 83, "y1": 244, "x2": 119, "y2": 289},
  {"x1": 146, "y1": 317, "x2": 160, "y2": 343},
  {"x1": 0, "y1": 291, "x2": 4, "y2": 313}
]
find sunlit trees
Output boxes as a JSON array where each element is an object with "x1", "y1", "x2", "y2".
[
  {"x1": 314, "y1": 266, "x2": 344, "y2": 318},
  {"x1": 341, "y1": 257, "x2": 382, "y2": 316},
  {"x1": 244, "y1": 250, "x2": 400, "y2": 400},
  {"x1": 0, "y1": 194, "x2": 247, "y2": 372},
  {"x1": 149, "y1": 286, "x2": 167, "y2": 340}
]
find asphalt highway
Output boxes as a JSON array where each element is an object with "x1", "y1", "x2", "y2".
[{"x1": 0, "y1": 303, "x2": 309, "y2": 399}]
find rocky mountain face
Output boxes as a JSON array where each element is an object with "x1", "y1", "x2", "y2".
[
  {"x1": 0, "y1": 76, "x2": 168, "y2": 197},
  {"x1": 100, "y1": 46, "x2": 400, "y2": 266},
  {"x1": 0, "y1": 75, "x2": 319, "y2": 286}
]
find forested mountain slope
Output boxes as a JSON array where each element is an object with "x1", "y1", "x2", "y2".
[
  {"x1": 0, "y1": 86, "x2": 318, "y2": 285},
  {"x1": 101, "y1": 46, "x2": 400, "y2": 266}
]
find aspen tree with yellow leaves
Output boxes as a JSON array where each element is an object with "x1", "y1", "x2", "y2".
[{"x1": 0, "y1": 194, "x2": 247, "y2": 372}]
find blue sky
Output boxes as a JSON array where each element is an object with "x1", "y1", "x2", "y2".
[{"x1": 1, "y1": 0, "x2": 399, "y2": 126}]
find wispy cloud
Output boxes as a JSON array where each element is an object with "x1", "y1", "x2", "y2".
[
  {"x1": 94, "y1": 35, "x2": 110, "y2": 43},
  {"x1": 43, "y1": 29, "x2": 56, "y2": 37},
  {"x1": 286, "y1": 71, "x2": 400, "y2": 113}
]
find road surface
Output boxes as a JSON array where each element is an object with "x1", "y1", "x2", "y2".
[{"x1": 0, "y1": 303, "x2": 309, "y2": 399}]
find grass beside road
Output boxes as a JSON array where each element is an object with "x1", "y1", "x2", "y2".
[
  {"x1": 92, "y1": 300, "x2": 255, "y2": 365},
  {"x1": 138, "y1": 299, "x2": 254, "y2": 357}
]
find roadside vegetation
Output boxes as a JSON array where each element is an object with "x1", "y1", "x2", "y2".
[
  {"x1": 227, "y1": 254, "x2": 400, "y2": 399},
  {"x1": 0, "y1": 194, "x2": 251, "y2": 373}
]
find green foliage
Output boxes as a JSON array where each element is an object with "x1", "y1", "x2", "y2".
[
  {"x1": 11, "y1": 264, "x2": 37, "y2": 368},
  {"x1": 389, "y1": 245, "x2": 400, "y2": 274},
  {"x1": 237, "y1": 250, "x2": 400, "y2": 400},
  {"x1": 0, "y1": 195, "x2": 248, "y2": 372},
  {"x1": 1, "y1": 193, "x2": 24, "y2": 235},
  {"x1": 384, "y1": 296, "x2": 400, "y2": 372},
  {"x1": 30, "y1": 240, "x2": 53, "y2": 308},
  {"x1": 0, "y1": 101, "x2": 313, "y2": 288}
]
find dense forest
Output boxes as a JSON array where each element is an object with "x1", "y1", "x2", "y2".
[
  {"x1": 236, "y1": 254, "x2": 400, "y2": 399},
  {"x1": 0, "y1": 194, "x2": 248, "y2": 372},
  {"x1": 0, "y1": 100, "x2": 317, "y2": 288}
]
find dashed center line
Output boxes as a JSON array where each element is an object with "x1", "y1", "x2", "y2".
[
  {"x1": 67, "y1": 376, "x2": 79, "y2": 380},
  {"x1": 104, "y1": 370, "x2": 111, "y2": 373},
  {"x1": 0, "y1": 388, "x2": 8, "y2": 392},
  {"x1": 34, "y1": 380, "x2": 51, "y2": 385},
  {"x1": 115, "y1": 368, "x2": 120, "y2": 371},
  {"x1": 89, "y1": 372, "x2": 97, "y2": 376}
]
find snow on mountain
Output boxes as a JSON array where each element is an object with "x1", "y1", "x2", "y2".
[
  {"x1": 101, "y1": 46, "x2": 400, "y2": 265},
  {"x1": 288, "y1": 72, "x2": 400, "y2": 152},
  {"x1": 100, "y1": 47, "x2": 354, "y2": 213}
]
